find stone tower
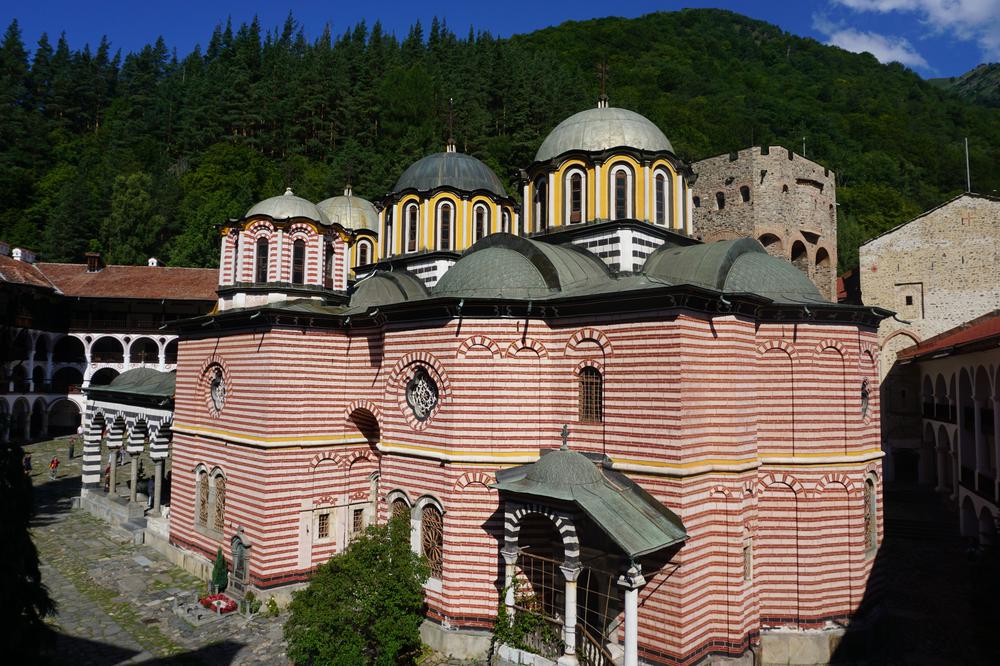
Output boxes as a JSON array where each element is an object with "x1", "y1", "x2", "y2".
[{"x1": 691, "y1": 146, "x2": 837, "y2": 300}]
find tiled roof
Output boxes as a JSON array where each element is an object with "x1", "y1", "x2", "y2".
[
  {"x1": 897, "y1": 310, "x2": 1000, "y2": 362},
  {"x1": 0, "y1": 254, "x2": 57, "y2": 290},
  {"x1": 36, "y1": 263, "x2": 218, "y2": 301}
]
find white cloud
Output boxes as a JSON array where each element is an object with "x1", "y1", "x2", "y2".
[
  {"x1": 824, "y1": 26, "x2": 930, "y2": 68},
  {"x1": 831, "y1": 0, "x2": 1000, "y2": 60}
]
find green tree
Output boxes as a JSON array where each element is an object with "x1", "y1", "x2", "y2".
[
  {"x1": 102, "y1": 171, "x2": 165, "y2": 264},
  {"x1": 284, "y1": 516, "x2": 429, "y2": 666},
  {"x1": 211, "y1": 546, "x2": 228, "y2": 592},
  {"x1": 0, "y1": 442, "x2": 56, "y2": 661}
]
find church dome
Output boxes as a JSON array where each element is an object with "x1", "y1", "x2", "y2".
[
  {"x1": 245, "y1": 188, "x2": 329, "y2": 224},
  {"x1": 432, "y1": 234, "x2": 611, "y2": 300},
  {"x1": 534, "y1": 106, "x2": 674, "y2": 163},
  {"x1": 317, "y1": 186, "x2": 378, "y2": 232},
  {"x1": 349, "y1": 270, "x2": 428, "y2": 308},
  {"x1": 393, "y1": 152, "x2": 508, "y2": 198},
  {"x1": 524, "y1": 447, "x2": 603, "y2": 489}
]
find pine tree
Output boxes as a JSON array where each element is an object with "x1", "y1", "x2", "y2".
[{"x1": 211, "y1": 546, "x2": 228, "y2": 593}]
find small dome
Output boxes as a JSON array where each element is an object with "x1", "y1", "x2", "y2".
[
  {"x1": 393, "y1": 152, "x2": 508, "y2": 198},
  {"x1": 317, "y1": 186, "x2": 378, "y2": 232},
  {"x1": 349, "y1": 270, "x2": 428, "y2": 308},
  {"x1": 642, "y1": 238, "x2": 825, "y2": 304},
  {"x1": 246, "y1": 188, "x2": 329, "y2": 224},
  {"x1": 535, "y1": 106, "x2": 673, "y2": 163},
  {"x1": 524, "y1": 447, "x2": 604, "y2": 488},
  {"x1": 432, "y1": 234, "x2": 611, "y2": 300}
]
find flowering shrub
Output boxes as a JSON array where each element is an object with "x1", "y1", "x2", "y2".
[{"x1": 200, "y1": 593, "x2": 238, "y2": 614}]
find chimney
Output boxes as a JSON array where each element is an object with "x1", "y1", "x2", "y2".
[
  {"x1": 148, "y1": 257, "x2": 160, "y2": 267},
  {"x1": 85, "y1": 252, "x2": 103, "y2": 272},
  {"x1": 12, "y1": 247, "x2": 36, "y2": 264}
]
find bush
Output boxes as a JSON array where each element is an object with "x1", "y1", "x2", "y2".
[
  {"x1": 284, "y1": 515, "x2": 429, "y2": 665},
  {"x1": 265, "y1": 596, "x2": 279, "y2": 617},
  {"x1": 211, "y1": 547, "x2": 228, "y2": 593}
]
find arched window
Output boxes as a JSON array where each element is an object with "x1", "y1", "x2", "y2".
[
  {"x1": 383, "y1": 207, "x2": 394, "y2": 258},
  {"x1": 437, "y1": 201, "x2": 454, "y2": 251},
  {"x1": 421, "y1": 504, "x2": 444, "y2": 578},
  {"x1": 197, "y1": 469, "x2": 209, "y2": 527},
  {"x1": 254, "y1": 237, "x2": 269, "y2": 283},
  {"x1": 474, "y1": 204, "x2": 489, "y2": 242},
  {"x1": 231, "y1": 235, "x2": 240, "y2": 280},
  {"x1": 405, "y1": 203, "x2": 419, "y2": 253},
  {"x1": 292, "y1": 239, "x2": 306, "y2": 284},
  {"x1": 610, "y1": 165, "x2": 633, "y2": 220},
  {"x1": 716, "y1": 192, "x2": 726, "y2": 210},
  {"x1": 324, "y1": 243, "x2": 334, "y2": 289},
  {"x1": 579, "y1": 366, "x2": 603, "y2": 423},
  {"x1": 502, "y1": 210, "x2": 511, "y2": 234},
  {"x1": 740, "y1": 185, "x2": 751, "y2": 203},
  {"x1": 391, "y1": 497, "x2": 410, "y2": 522},
  {"x1": 654, "y1": 170, "x2": 673, "y2": 226},
  {"x1": 357, "y1": 241, "x2": 370, "y2": 267},
  {"x1": 534, "y1": 177, "x2": 547, "y2": 232},
  {"x1": 566, "y1": 170, "x2": 584, "y2": 223},
  {"x1": 864, "y1": 477, "x2": 877, "y2": 553},
  {"x1": 213, "y1": 473, "x2": 226, "y2": 532}
]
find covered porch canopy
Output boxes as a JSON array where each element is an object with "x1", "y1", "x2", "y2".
[{"x1": 493, "y1": 437, "x2": 686, "y2": 666}]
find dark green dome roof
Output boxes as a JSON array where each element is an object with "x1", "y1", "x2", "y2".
[
  {"x1": 350, "y1": 270, "x2": 428, "y2": 308},
  {"x1": 432, "y1": 234, "x2": 611, "y2": 300},
  {"x1": 642, "y1": 237, "x2": 824, "y2": 304},
  {"x1": 393, "y1": 151, "x2": 508, "y2": 198}
]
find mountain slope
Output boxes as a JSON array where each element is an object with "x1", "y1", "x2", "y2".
[{"x1": 930, "y1": 63, "x2": 1000, "y2": 107}]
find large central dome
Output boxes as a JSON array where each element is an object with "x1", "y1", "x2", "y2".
[
  {"x1": 534, "y1": 106, "x2": 674, "y2": 163},
  {"x1": 393, "y1": 152, "x2": 508, "y2": 198}
]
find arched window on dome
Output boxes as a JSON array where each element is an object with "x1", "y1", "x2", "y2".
[
  {"x1": 653, "y1": 168, "x2": 673, "y2": 227},
  {"x1": 610, "y1": 164, "x2": 634, "y2": 220},
  {"x1": 384, "y1": 208, "x2": 394, "y2": 258},
  {"x1": 473, "y1": 203, "x2": 490, "y2": 243},
  {"x1": 357, "y1": 240, "x2": 371, "y2": 267},
  {"x1": 231, "y1": 234, "x2": 240, "y2": 281},
  {"x1": 534, "y1": 177, "x2": 548, "y2": 232},
  {"x1": 437, "y1": 200, "x2": 454, "y2": 251},
  {"x1": 324, "y1": 243, "x2": 334, "y2": 289},
  {"x1": 405, "y1": 203, "x2": 419, "y2": 254},
  {"x1": 255, "y1": 237, "x2": 269, "y2": 283},
  {"x1": 291, "y1": 239, "x2": 306, "y2": 284},
  {"x1": 565, "y1": 168, "x2": 586, "y2": 224},
  {"x1": 501, "y1": 210, "x2": 511, "y2": 234}
]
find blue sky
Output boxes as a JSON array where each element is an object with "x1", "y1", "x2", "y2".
[{"x1": 2, "y1": 1, "x2": 996, "y2": 78}]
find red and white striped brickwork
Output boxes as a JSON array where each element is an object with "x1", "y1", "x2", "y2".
[
  {"x1": 216, "y1": 223, "x2": 349, "y2": 292},
  {"x1": 170, "y1": 312, "x2": 883, "y2": 665}
]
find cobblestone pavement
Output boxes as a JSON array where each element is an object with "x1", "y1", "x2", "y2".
[{"x1": 26, "y1": 437, "x2": 290, "y2": 665}]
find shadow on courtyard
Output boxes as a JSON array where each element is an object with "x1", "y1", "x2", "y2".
[
  {"x1": 40, "y1": 630, "x2": 245, "y2": 665},
  {"x1": 831, "y1": 483, "x2": 1000, "y2": 665}
]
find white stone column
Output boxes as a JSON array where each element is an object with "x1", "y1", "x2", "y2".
[
  {"x1": 81, "y1": 421, "x2": 103, "y2": 487},
  {"x1": 501, "y1": 547, "x2": 518, "y2": 623},
  {"x1": 643, "y1": 163, "x2": 651, "y2": 222},
  {"x1": 595, "y1": 163, "x2": 602, "y2": 219},
  {"x1": 548, "y1": 172, "x2": 556, "y2": 229},
  {"x1": 522, "y1": 183, "x2": 530, "y2": 234},
  {"x1": 558, "y1": 564, "x2": 582, "y2": 665},
  {"x1": 618, "y1": 562, "x2": 646, "y2": 666}
]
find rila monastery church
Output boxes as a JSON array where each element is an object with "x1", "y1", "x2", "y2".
[{"x1": 4, "y1": 99, "x2": 902, "y2": 666}]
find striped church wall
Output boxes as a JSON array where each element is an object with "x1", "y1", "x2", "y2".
[{"x1": 168, "y1": 309, "x2": 884, "y2": 665}]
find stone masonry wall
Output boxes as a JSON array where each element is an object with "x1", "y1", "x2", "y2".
[{"x1": 692, "y1": 146, "x2": 838, "y2": 300}]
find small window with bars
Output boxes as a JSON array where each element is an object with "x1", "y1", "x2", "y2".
[
  {"x1": 317, "y1": 512, "x2": 330, "y2": 539},
  {"x1": 352, "y1": 508, "x2": 365, "y2": 535},
  {"x1": 579, "y1": 366, "x2": 603, "y2": 423}
]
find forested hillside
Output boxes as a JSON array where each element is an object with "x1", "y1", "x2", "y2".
[
  {"x1": 930, "y1": 63, "x2": 1000, "y2": 108},
  {"x1": 1, "y1": 9, "x2": 998, "y2": 272}
]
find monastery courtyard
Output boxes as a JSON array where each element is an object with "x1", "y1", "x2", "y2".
[{"x1": 23, "y1": 434, "x2": 996, "y2": 666}]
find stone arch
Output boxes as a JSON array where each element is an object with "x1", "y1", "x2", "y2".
[
  {"x1": 389, "y1": 352, "x2": 451, "y2": 397},
  {"x1": 12, "y1": 397, "x2": 30, "y2": 441},
  {"x1": 815, "y1": 473, "x2": 857, "y2": 494},
  {"x1": 454, "y1": 471, "x2": 496, "y2": 490},
  {"x1": 815, "y1": 341, "x2": 850, "y2": 454},
  {"x1": 34, "y1": 334, "x2": 49, "y2": 358},
  {"x1": 456, "y1": 335, "x2": 502, "y2": 359},
  {"x1": 129, "y1": 337, "x2": 159, "y2": 365},
  {"x1": 505, "y1": 502, "x2": 580, "y2": 567},
  {"x1": 790, "y1": 240, "x2": 808, "y2": 274},
  {"x1": 757, "y1": 343, "x2": 797, "y2": 455},
  {"x1": 164, "y1": 339, "x2": 178, "y2": 364},
  {"x1": 756, "y1": 339, "x2": 798, "y2": 360},
  {"x1": 48, "y1": 399, "x2": 81, "y2": 437},
  {"x1": 974, "y1": 365, "x2": 992, "y2": 402},
  {"x1": 30, "y1": 396, "x2": 47, "y2": 439},
  {"x1": 89, "y1": 367, "x2": 119, "y2": 386},
  {"x1": 814, "y1": 247, "x2": 833, "y2": 299},
  {"x1": 347, "y1": 407, "x2": 381, "y2": 445},
  {"x1": 757, "y1": 478, "x2": 802, "y2": 625},
  {"x1": 506, "y1": 337, "x2": 549, "y2": 359},
  {"x1": 53, "y1": 335, "x2": 85, "y2": 363},
  {"x1": 10, "y1": 330, "x2": 31, "y2": 360},
  {"x1": 91, "y1": 336, "x2": 124, "y2": 363},
  {"x1": 565, "y1": 328, "x2": 614, "y2": 357},
  {"x1": 758, "y1": 233, "x2": 784, "y2": 257},
  {"x1": 52, "y1": 366, "x2": 83, "y2": 393}
]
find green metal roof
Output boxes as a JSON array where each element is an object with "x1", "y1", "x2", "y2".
[
  {"x1": 86, "y1": 367, "x2": 176, "y2": 399},
  {"x1": 493, "y1": 447, "x2": 687, "y2": 558},
  {"x1": 393, "y1": 151, "x2": 508, "y2": 198},
  {"x1": 642, "y1": 237, "x2": 825, "y2": 304},
  {"x1": 535, "y1": 106, "x2": 674, "y2": 163},
  {"x1": 350, "y1": 270, "x2": 429, "y2": 308},
  {"x1": 245, "y1": 188, "x2": 330, "y2": 225}
]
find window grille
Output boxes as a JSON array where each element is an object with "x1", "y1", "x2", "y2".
[
  {"x1": 213, "y1": 475, "x2": 226, "y2": 532},
  {"x1": 255, "y1": 237, "x2": 269, "y2": 283},
  {"x1": 292, "y1": 239, "x2": 305, "y2": 284},
  {"x1": 198, "y1": 471, "x2": 209, "y2": 526},
  {"x1": 579, "y1": 367, "x2": 603, "y2": 423},
  {"x1": 358, "y1": 241, "x2": 370, "y2": 267},
  {"x1": 438, "y1": 203, "x2": 453, "y2": 251},
  {"x1": 352, "y1": 508, "x2": 364, "y2": 534},
  {"x1": 406, "y1": 205, "x2": 418, "y2": 253},
  {"x1": 317, "y1": 512, "x2": 330, "y2": 539},
  {"x1": 421, "y1": 505, "x2": 444, "y2": 578},
  {"x1": 655, "y1": 173, "x2": 666, "y2": 225},
  {"x1": 391, "y1": 498, "x2": 410, "y2": 522},
  {"x1": 569, "y1": 173, "x2": 582, "y2": 223},
  {"x1": 614, "y1": 170, "x2": 628, "y2": 220}
]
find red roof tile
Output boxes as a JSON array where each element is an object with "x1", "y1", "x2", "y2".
[
  {"x1": 0, "y1": 254, "x2": 57, "y2": 290},
  {"x1": 897, "y1": 310, "x2": 1000, "y2": 362},
  {"x1": 36, "y1": 263, "x2": 218, "y2": 301}
]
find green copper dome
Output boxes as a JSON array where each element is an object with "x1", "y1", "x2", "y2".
[
  {"x1": 246, "y1": 188, "x2": 329, "y2": 224},
  {"x1": 393, "y1": 151, "x2": 508, "y2": 198},
  {"x1": 350, "y1": 270, "x2": 428, "y2": 308},
  {"x1": 317, "y1": 186, "x2": 378, "y2": 232},
  {"x1": 535, "y1": 106, "x2": 674, "y2": 163}
]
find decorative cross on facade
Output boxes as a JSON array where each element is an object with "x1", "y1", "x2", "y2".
[
  {"x1": 446, "y1": 97, "x2": 456, "y2": 152},
  {"x1": 597, "y1": 61, "x2": 609, "y2": 108}
]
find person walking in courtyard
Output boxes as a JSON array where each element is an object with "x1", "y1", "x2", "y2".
[
  {"x1": 48, "y1": 455, "x2": 60, "y2": 480},
  {"x1": 23, "y1": 452, "x2": 32, "y2": 476}
]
